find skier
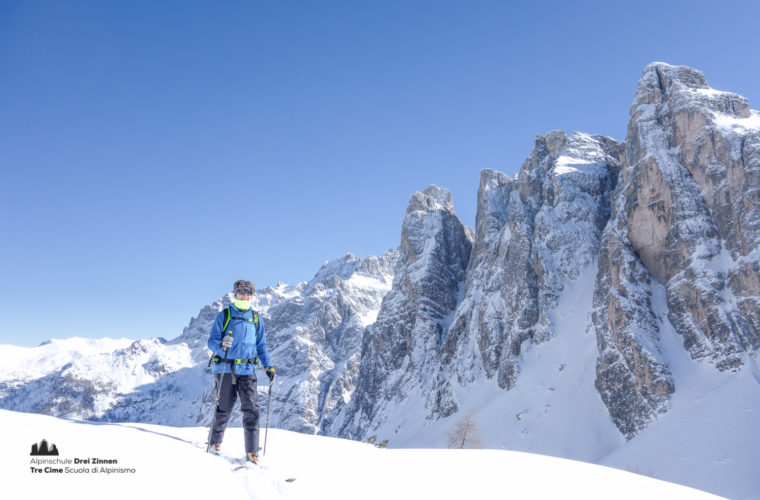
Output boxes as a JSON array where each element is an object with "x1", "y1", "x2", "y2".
[{"x1": 207, "y1": 279, "x2": 275, "y2": 465}]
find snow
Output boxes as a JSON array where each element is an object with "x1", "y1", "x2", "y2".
[
  {"x1": 2, "y1": 409, "x2": 723, "y2": 500},
  {"x1": 712, "y1": 110, "x2": 760, "y2": 133},
  {"x1": 364, "y1": 270, "x2": 619, "y2": 453},
  {"x1": 344, "y1": 273, "x2": 394, "y2": 326},
  {"x1": 553, "y1": 132, "x2": 612, "y2": 177},
  {"x1": 384, "y1": 271, "x2": 625, "y2": 462},
  {"x1": 343, "y1": 265, "x2": 760, "y2": 499},
  {"x1": 0, "y1": 336, "x2": 193, "y2": 396},
  {"x1": 599, "y1": 284, "x2": 760, "y2": 500},
  {"x1": 697, "y1": 88, "x2": 729, "y2": 98},
  {"x1": 0, "y1": 337, "x2": 133, "y2": 375}
]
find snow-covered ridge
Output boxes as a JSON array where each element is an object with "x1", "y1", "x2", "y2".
[
  {"x1": 553, "y1": 131, "x2": 614, "y2": 176},
  {"x1": 0, "y1": 337, "x2": 194, "y2": 419},
  {"x1": 0, "y1": 337, "x2": 134, "y2": 377},
  {"x1": 0, "y1": 250, "x2": 400, "y2": 430}
]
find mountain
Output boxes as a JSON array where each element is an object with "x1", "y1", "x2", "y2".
[
  {"x1": 0, "y1": 336, "x2": 198, "y2": 423},
  {"x1": 328, "y1": 63, "x2": 758, "y2": 498},
  {"x1": 0, "y1": 251, "x2": 399, "y2": 432},
  {"x1": 435, "y1": 131, "x2": 622, "y2": 410},
  {"x1": 327, "y1": 62, "x2": 759, "y2": 447},
  {"x1": 592, "y1": 62, "x2": 760, "y2": 438},
  {"x1": 235, "y1": 250, "x2": 399, "y2": 434},
  {"x1": 331, "y1": 186, "x2": 473, "y2": 439}
]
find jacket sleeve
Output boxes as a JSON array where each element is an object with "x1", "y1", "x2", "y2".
[
  {"x1": 207, "y1": 310, "x2": 225, "y2": 357},
  {"x1": 255, "y1": 316, "x2": 272, "y2": 368}
]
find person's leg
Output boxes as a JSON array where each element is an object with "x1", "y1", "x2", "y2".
[
  {"x1": 237, "y1": 375, "x2": 261, "y2": 456},
  {"x1": 209, "y1": 373, "x2": 238, "y2": 448}
]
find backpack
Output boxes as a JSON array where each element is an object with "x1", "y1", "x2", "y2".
[
  {"x1": 221, "y1": 305, "x2": 259, "y2": 335},
  {"x1": 208, "y1": 306, "x2": 261, "y2": 368}
]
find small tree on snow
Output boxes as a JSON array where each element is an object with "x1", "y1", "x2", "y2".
[{"x1": 446, "y1": 413, "x2": 482, "y2": 449}]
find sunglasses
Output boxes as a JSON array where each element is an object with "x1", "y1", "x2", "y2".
[{"x1": 235, "y1": 287, "x2": 253, "y2": 295}]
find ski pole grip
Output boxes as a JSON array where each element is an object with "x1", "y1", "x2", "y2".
[{"x1": 221, "y1": 333, "x2": 234, "y2": 351}]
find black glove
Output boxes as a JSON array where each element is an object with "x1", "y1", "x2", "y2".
[
  {"x1": 221, "y1": 335, "x2": 233, "y2": 350},
  {"x1": 265, "y1": 367, "x2": 275, "y2": 383}
]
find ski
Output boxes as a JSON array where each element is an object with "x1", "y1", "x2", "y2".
[
  {"x1": 198, "y1": 442, "x2": 296, "y2": 481},
  {"x1": 228, "y1": 456, "x2": 254, "y2": 471},
  {"x1": 230, "y1": 459, "x2": 297, "y2": 482}
]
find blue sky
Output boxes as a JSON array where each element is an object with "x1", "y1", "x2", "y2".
[{"x1": 1, "y1": 0, "x2": 758, "y2": 347}]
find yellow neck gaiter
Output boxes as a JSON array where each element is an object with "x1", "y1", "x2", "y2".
[{"x1": 233, "y1": 299, "x2": 251, "y2": 311}]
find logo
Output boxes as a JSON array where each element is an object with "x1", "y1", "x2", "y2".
[
  {"x1": 30, "y1": 439, "x2": 59, "y2": 456},
  {"x1": 27, "y1": 438, "x2": 136, "y2": 476}
]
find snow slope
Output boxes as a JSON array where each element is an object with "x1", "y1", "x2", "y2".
[
  {"x1": 327, "y1": 271, "x2": 760, "y2": 500},
  {"x1": 600, "y1": 285, "x2": 760, "y2": 500},
  {"x1": 367, "y1": 271, "x2": 624, "y2": 461},
  {"x1": 2, "y1": 409, "x2": 723, "y2": 500}
]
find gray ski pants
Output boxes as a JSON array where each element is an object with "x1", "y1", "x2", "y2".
[{"x1": 209, "y1": 373, "x2": 261, "y2": 455}]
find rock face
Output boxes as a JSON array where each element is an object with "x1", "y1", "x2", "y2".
[
  {"x1": 593, "y1": 62, "x2": 760, "y2": 438},
  {"x1": 431, "y1": 131, "x2": 621, "y2": 418},
  {"x1": 333, "y1": 186, "x2": 473, "y2": 439},
  {"x1": 253, "y1": 251, "x2": 399, "y2": 434}
]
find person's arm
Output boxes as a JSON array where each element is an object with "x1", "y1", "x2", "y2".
[
  {"x1": 256, "y1": 315, "x2": 272, "y2": 368},
  {"x1": 207, "y1": 310, "x2": 225, "y2": 357}
]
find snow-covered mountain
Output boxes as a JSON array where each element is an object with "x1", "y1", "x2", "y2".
[
  {"x1": 0, "y1": 251, "x2": 399, "y2": 432},
  {"x1": 593, "y1": 62, "x2": 760, "y2": 438},
  {"x1": 434, "y1": 131, "x2": 622, "y2": 412},
  {"x1": 328, "y1": 62, "x2": 759, "y2": 446},
  {"x1": 331, "y1": 186, "x2": 474, "y2": 439},
  {"x1": 1, "y1": 62, "x2": 759, "y2": 499}
]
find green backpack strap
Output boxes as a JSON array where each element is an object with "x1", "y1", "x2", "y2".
[
  {"x1": 222, "y1": 306, "x2": 259, "y2": 333},
  {"x1": 222, "y1": 306, "x2": 232, "y2": 335}
]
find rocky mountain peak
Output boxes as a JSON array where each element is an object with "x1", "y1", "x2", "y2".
[
  {"x1": 594, "y1": 61, "x2": 760, "y2": 439},
  {"x1": 473, "y1": 168, "x2": 513, "y2": 252},
  {"x1": 406, "y1": 185, "x2": 455, "y2": 215},
  {"x1": 638, "y1": 62, "x2": 709, "y2": 96},
  {"x1": 543, "y1": 129, "x2": 568, "y2": 158},
  {"x1": 434, "y1": 129, "x2": 621, "y2": 412},
  {"x1": 311, "y1": 250, "x2": 399, "y2": 286},
  {"x1": 334, "y1": 185, "x2": 472, "y2": 439},
  {"x1": 632, "y1": 63, "x2": 752, "y2": 140}
]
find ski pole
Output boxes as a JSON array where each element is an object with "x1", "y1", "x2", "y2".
[
  {"x1": 263, "y1": 377, "x2": 273, "y2": 456},
  {"x1": 206, "y1": 344, "x2": 229, "y2": 453}
]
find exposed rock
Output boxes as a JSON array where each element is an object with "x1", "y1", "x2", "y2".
[
  {"x1": 335, "y1": 186, "x2": 473, "y2": 439},
  {"x1": 593, "y1": 62, "x2": 760, "y2": 438},
  {"x1": 434, "y1": 131, "x2": 621, "y2": 416}
]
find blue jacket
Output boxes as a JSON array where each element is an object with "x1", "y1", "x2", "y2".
[{"x1": 207, "y1": 304, "x2": 271, "y2": 375}]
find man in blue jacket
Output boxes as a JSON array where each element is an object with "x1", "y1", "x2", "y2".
[{"x1": 207, "y1": 279, "x2": 275, "y2": 464}]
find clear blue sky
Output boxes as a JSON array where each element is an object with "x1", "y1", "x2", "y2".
[{"x1": 1, "y1": 0, "x2": 758, "y2": 347}]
